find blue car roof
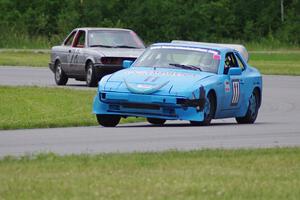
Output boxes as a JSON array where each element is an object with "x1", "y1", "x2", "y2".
[{"x1": 151, "y1": 42, "x2": 231, "y2": 52}]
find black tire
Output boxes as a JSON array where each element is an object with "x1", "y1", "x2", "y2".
[
  {"x1": 147, "y1": 118, "x2": 166, "y2": 125},
  {"x1": 86, "y1": 62, "x2": 98, "y2": 87},
  {"x1": 54, "y1": 60, "x2": 68, "y2": 85},
  {"x1": 236, "y1": 89, "x2": 259, "y2": 124},
  {"x1": 96, "y1": 114, "x2": 120, "y2": 127},
  {"x1": 190, "y1": 93, "x2": 216, "y2": 126}
]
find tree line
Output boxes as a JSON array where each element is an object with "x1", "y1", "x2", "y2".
[{"x1": 0, "y1": 0, "x2": 299, "y2": 48}]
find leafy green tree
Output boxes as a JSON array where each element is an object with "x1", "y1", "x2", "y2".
[{"x1": 0, "y1": 0, "x2": 299, "y2": 48}]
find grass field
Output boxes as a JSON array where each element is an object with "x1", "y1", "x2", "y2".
[
  {"x1": 1, "y1": 50, "x2": 300, "y2": 75},
  {"x1": 0, "y1": 50, "x2": 49, "y2": 67},
  {"x1": 249, "y1": 51, "x2": 300, "y2": 75},
  {"x1": 0, "y1": 86, "x2": 143, "y2": 130},
  {"x1": 0, "y1": 148, "x2": 299, "y2": 200}
]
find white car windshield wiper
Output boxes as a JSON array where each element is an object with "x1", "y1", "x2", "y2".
[
  {"x1": 113, "y1": 45, "x2": 139, "y2": 49},
  {"x1": 89, "y1": 44, "x2": 114, "y2": 48},
  {"x1": 169, "y1": 63, "x2": 202, "y2": 71}
]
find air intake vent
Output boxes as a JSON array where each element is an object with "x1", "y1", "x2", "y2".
[
  {"x1": 122, "y1": 103, "x2": 160, "y2": 110},
  {"x1": 109, "y1": 105, "x2": 120, "y2": 110}
]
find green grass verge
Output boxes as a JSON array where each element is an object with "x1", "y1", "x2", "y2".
[
  {"x1": 245, "y1": 40, "x2": 300, "y2": 51},
  {"x1": 0, "y1": 50, "x2": 49, "y2": 67},
  {"x1": 249, "y1": 52, "x2": 300, "y2": 75},
  {"x1": 0, "y1": 148, "x2": 299, "y2": 199},
  {"x1": 0, "y1": 86, "x2": 144, "y2": 130},
  {"x1": 1, "y1": 50, "x2": 300, "y2": 75}
]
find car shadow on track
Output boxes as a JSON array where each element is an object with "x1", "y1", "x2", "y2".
[
  {"x1": 117, "y1": 121, "x2": 272, "y2": 128},
  {"x1": 57, "y1": 84, "x2": 96, "y2": 90},
  {"x1": 66, "y1": 84, "x2": 87, "y2": 87}
]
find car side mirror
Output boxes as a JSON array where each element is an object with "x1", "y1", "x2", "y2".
[
  {"x1": 228, "y1": 67, "x2": 242, "y2": 76},
  {"x1": 123, "y1": 60, "x2": 133, "y2": 69}
]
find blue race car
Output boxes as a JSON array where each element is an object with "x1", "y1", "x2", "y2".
[{"x1": 93, "y1": 41, "x2": 262, "y2": 127}]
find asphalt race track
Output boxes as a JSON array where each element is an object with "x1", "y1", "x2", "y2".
[
  {"x1": 0, "y1": 66, "x2": 300, "y2": 157},
  {"x1": 0, "y1": 66, "x2": 93, "y2": 89}
]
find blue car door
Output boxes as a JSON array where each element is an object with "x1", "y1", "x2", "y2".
[
  {"x1": 234, "y1": 51, "x2": 250, "y2": 113},
  {"x1": 220, "y1": 52, "x2": 245, "y2": 116}
]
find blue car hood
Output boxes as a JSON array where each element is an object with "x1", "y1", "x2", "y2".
[{"x1": 105, "y1": 67, "x2": 213, "y2": 95}]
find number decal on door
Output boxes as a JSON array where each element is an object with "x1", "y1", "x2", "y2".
[{"x1": 231, "y1": 79, "x2": 240, "y2": 106}]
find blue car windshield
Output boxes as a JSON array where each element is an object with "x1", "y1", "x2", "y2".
[
  {"x1": 88, "y1": 30, "x2": 145, "y2": 49},
  {"x1": 132, "y1": 46, "x2": 220, "y2": 73}
]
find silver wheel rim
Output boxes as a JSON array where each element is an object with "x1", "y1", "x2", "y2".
[
  {"x1": 249, "y1": 93, "x2": 257, "y2": 118},
  {"x1": 204, "y1": 98, "x2": 211, "y2": 119},
  {"x1": 55, "y1": 64, "x2": 62, "y2": 81},
  {"x1": 87, "y1": 65, "x2": 92, "y2": 84}
]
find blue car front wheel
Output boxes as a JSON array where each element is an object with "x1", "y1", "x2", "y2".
[
  {"x1": 190, "y1": 92, "x2": 216, "y2": 126},
  {"x1": 96, "y1": 114, "x2": 121, "y2": 127},
  {"x1": 147, "y1": 118, "x2": 166, "y2": 125}
]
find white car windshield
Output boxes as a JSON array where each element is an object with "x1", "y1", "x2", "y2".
[
  {"x1": 133, "y1": 46, "x2": 220, "y2": 73},
  {"x1": 88, "y1": 30, "x2": 145, "y2": 49}
]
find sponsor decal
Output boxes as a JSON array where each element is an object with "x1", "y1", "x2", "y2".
[
  {"x1": 151, "y1": 77, "x2": 159, "y2": 82},
  {"x1": 213, "y1": 54, "x2": 221, "y2": 60},
  {"x1": 136, "y1": 84, "x2": 153, "y2": 89},
  {"x1": 124, "y1": 79, "x2": 169, "y2": 94},
  {"x1": 144, "y1": 76, "x2": 159, "y2": 82},
  {"x1": 231, "y1": 79, "x2": 240, "y2": 106},
  {"x1": 224, "y1": 80, "x2": 230, "y2": 92},
  {"x1": 150, "y1": 46, "x2": 219, "y2": 54},
  {"x1": 144, "y1": 76, "x2": 152, "y2": 82},
  {"x1": 124, "y1": 70, "x2": 197, "y2": 77}
]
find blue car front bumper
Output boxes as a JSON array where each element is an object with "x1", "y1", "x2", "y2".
[{"x1": 93, "y1": 91, "x2": 206, "y2": 121}]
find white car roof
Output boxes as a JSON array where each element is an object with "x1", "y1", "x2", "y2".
[{"x1": 172, "y1": 40, "x2": 249, "y2": 62}]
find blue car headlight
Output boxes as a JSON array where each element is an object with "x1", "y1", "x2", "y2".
[
  {"x1": 103, "y1": 81, "x2": 122, "y2": 91},
  {"x1": 176, "y1": 85, "x2": 206, "y2": 111},
  {"x1": 98, "y1": 74, "x2": 113, "y2": 92}
]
